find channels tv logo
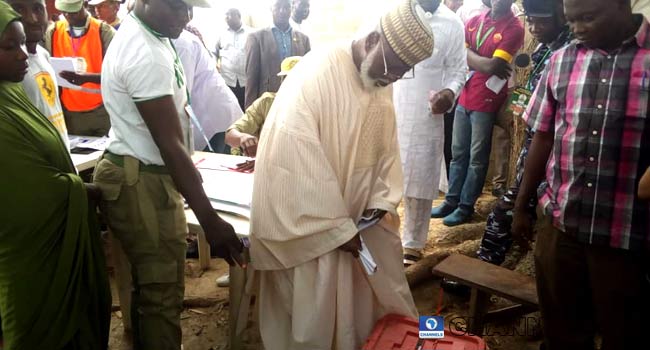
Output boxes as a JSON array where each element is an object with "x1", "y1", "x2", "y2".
[{"x1": 419, "y1": 316, "x2": 444, "y2": 339}]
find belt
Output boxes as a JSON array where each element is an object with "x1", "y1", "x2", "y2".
[{"x1": 103, "y1": 151, "x2": 169, "y2": 174}]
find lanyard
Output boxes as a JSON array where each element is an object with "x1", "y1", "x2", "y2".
[
  {"x1": 130, "y1": 13, "x2": 189, "y2": 102},
  {"x1": 67, "y1": 27, "x2": 83, "y2": 56},
  {"x1": 130, "y1": 14, "x2": 215, "y2": 152},
  {"x1": 476, "y1": 18, "x2": 496, "y2": 50},
  {"x1": 526, "y1": 49, "x2": 552, "y2": 91}
]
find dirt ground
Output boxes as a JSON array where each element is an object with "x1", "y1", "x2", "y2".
[{"x1": 108, "y1": 193, "x2": 542, "y2": 350}]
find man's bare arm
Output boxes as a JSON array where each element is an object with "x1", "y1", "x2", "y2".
[
  {"x1": 136, "y1": 96, "x2": 244, "y2": 266},
  {"x1": 467, "y1": 50, "x2": 512, "y2": 80}
]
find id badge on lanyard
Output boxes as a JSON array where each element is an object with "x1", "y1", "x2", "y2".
[
  {"x1": 185, "y1": 104, "x2": 215, "y2": 153},
  {"x1": 504, "y1": 87, "x2": 532, "y2": 118}
]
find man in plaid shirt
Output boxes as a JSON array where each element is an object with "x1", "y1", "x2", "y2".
[{"x1": 513, "y1": 0, "x2": 650, "y2": 348}]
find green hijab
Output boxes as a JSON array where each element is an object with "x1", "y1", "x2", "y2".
[
  {"x1": 0, "y1": 2, "x2": 111, "y2": 349},
  {"x1": 0, "y1": 1, "x2": 19, "y2": 34}
]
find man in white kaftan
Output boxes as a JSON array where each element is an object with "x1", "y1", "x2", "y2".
[
  {"x1": 394, "y1": 0, "x2": 467, "y2": 265},
  {"x1": 249, "y1": 0, "x2": 434, "y2": 348}
]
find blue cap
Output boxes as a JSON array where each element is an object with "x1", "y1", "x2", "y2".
[{"x1": 523, "y1": 0, "x2": 555, "y2": 17}]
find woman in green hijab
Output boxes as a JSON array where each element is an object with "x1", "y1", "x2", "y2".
[{"x1": 0, "y1": 3, "x2": 111, "y2": 349}]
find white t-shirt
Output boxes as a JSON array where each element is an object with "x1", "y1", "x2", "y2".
[
  {"x1": 102, "y1": 15, "x2": 191, "y2": 166},
  {"x1": 22, "y1": 46, "x2": 69, "y2": 149}
]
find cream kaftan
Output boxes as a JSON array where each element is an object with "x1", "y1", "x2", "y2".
[{"x1": 249, "y1": 45, "x2": 418, "y2": 349}]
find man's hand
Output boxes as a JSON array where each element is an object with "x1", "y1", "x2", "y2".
[
  {"x1": 59, "y1": 71, "x2": 101, "y2": 85},
  {"x1": 511, "y1": 209, "x2": 533, "y2": 252},
  {"x1": 492, "y1": 63, "x2": 513, "y2": 80},
  {"x1": 60, "y1": 71, "x2": 87, "y2": 85},
  {"x1": 429, "y1": 89, "x2": 455, "y2": 115},
  {"x1": 239, "y1": 134, "x2": 258, "y2": 157},
  {"x1": 84, "y1": 183, "x2": 102, "y2": 203},
  {"x1": 235, "y1": 159, "x2": 255, "y2": 172},
  {"x1": 338, "y1": 233, "x2": 362, "y2": 258},
  {"x1": 205, "y1": 219, "x2": 246, "y2": 267}
]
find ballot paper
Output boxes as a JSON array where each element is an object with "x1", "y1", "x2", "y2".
[
  {"x1": 356, "y1": 212, "x2": 383, "y2": 275},
  {"x1": 485, "y1": 75, "x2": 507, "y2": 94},
  {"x1": 68, "y1": 135, "x2": 110, "y2": 151},
  {"x1": 359, "y1": 236, "x2": 377, "y2": 275},
  {"x1": 50, "y1": 57, "x2": 101, "y2": 94}
]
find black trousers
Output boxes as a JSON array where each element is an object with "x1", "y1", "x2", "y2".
[
  {"x1": 535, "y1": 218, "x2": 650, "y2": 350},
  {"x1": 229, "y1": 81, "x2": 245, "y2": 111},
  {"x1": 443, "y1": 104, "x2": 456, "y2": 178}
]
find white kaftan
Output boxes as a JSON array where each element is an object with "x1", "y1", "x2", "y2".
[
  {"x1": 249, "y1": 45, "x2": 417, "y2": 350},
  {"x1": 173, "y1": 30, "x2": 243, "y2": 150},
  {"x1": 394, "y1": 4, "x2": 467, "y2": 201}
]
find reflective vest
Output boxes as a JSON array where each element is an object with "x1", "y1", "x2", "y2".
[{"x1": 52, "y1": 18, "x2": 104, "y2": 112}]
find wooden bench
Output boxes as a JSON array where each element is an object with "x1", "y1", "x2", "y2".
[{"x1": 432, "y1": 253, "x2": 539, "y2": 335}]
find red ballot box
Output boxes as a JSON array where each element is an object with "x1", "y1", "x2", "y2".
[{"x1": 363, "y1": 314, "x2": 487, "y2": 350}]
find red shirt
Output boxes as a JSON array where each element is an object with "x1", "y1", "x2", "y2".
[{"x1": 458, "y1": 10, "x2": 524, "y2": 113}]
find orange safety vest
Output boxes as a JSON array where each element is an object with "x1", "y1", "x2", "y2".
[{"x1": 52, "y1": 17, "x2": 104, "y2": 112}]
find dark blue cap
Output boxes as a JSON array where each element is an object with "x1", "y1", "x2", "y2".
[{"x1": 523, "y1": 0, "x2": 555, "y2": 17}]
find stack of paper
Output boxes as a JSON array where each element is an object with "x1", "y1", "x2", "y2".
[
  {"x1": 356, "y1": 213, "x2": 383, "y2": 275},
  {"x1": 68, "y1": 135, "x2": 110, "y2": 151},
  {"x1": 359, "y1": 237, "x2": 377, "y2": 275},
  {"x1": 198, "y1": 166, "x2": 254, "y2": 218}
]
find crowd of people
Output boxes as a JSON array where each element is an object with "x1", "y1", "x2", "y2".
[{"x1": 0, "y1": 0, "x2": 649, "y2": 349}]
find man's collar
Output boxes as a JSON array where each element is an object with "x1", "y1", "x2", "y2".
[
  {"x1": 632, "y1": 15, "x2": 650, "y2": 49},
  {"x1": 549, "y1": 26, "x2": 573, "y2": 51},
  {"x1": 486, "y1": 8, "x2": 514, "y2": 22},
  {"x1": 272, "y1": 24, "x2": 292, "y2": 34},
  {"x1": 68, "y1": 14, "x2": 91, "y2": 37},
  {"x1": 228, "y1": 25, "x2": 244, "y2": 33}
]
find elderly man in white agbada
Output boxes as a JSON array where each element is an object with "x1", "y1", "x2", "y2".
[
  {"x1": 249, "y1": 0, "x2": 434, "y2": 348},
  {"x1": 395, "y1": 0, "x2": 467, "y2": 266}
]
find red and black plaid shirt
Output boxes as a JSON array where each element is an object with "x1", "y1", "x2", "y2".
[{"x1": 525, "y1": 15, "x2": 650, "y2": 251}]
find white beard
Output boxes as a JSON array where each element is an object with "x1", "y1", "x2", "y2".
[{"x1": 359, "y1": 50, "x2": 389, "y2": 93}]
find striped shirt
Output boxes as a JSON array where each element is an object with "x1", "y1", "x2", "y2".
[{"x1": 524, "y1": 15, "x2": 650, "y2": 251}]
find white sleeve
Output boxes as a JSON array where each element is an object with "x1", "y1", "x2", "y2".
[
  {"x1": 123, "y1": 56, "x2": 175, "y2": 102},
  {"x1": 189, "y1": 36, "x2": 243, "y2": 129},
  {"x1": 443, "y1": 20, "x2": 468, "y2": 100}
]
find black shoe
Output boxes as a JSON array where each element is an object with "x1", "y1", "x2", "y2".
[
  {"x1": 440, "y1": 278, "x2": 471, "y2": 298},
  {"x1": 186, "y1": 238, "x2": 199, "y2": 259}
]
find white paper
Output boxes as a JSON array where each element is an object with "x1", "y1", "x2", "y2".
[
  {"x1": 356, "y1": 214, "x2": 381, "y2": 275},
  {"x1": 359, "y1": 236, "x2": 377, "y2": 275},
  {"x1": 68, "y1": 135, "x2": 110, "y2": 151},
  {"x1": 199, "y1": 168, "x2": 253, "y2": 209},
  {"x1": 50, "y1": 57, "x2": 81, "y2": 89},
  {"x1": 194, "y1": 155, "x2": 253, "y2": 171},
  {"x1": 485, "y1": 75, "x2": 507, "y2": 94},
  {"x1": 50, "y1": 57, "x2": 101, "y2": 94}
]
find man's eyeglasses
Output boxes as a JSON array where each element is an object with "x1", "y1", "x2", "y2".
[{"x1": 380, "y1": 39, "x2": 415, "y2": 80}]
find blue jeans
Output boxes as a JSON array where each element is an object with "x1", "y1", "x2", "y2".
[{"x1": 445, "y1": 105, "x2": 496, "y2": 211}]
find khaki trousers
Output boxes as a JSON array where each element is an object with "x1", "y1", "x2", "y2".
[
  {"x1": 93, "y1": 156, "x2": 187, "y2": 350},
  {"x1": 535, "y1": 217, "x2": 650, "y2": 350},
  {"x1": 64, "y1": 104, "x2": 111, "y2": 137}
]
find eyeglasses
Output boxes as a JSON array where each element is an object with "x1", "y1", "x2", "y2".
[{"x1": 380, "y1": 39, "x2": 415, "y2": 80}]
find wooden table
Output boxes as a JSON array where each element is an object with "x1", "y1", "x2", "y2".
[
  {"x1": 185, "y1": 152, "x2": 252, "y2": 350},
  {"x1": 69, "y1": 135, "x2": 106, "y2": 173},
  {"x1": 71, "y1": 150, "x2": 104, "y2": 172}
]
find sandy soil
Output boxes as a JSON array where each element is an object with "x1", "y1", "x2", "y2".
[{"x1": 108, "y1": 193, "x2": 542, "y2": 350}]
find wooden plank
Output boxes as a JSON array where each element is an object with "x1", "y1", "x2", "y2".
[
  {"x1": 432, "y1": 254, "x2": 539, "y2": 307},
  {"x1": 468, "y1": 288, "x2": 489, "y2": 336},
  {"x1": 485, "y1": 304, "x2": 538, "y2": 323}
]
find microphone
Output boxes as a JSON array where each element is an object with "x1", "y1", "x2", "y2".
[{"x1": 514, "y1": 53, "x2": 531, "y2": 68}]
